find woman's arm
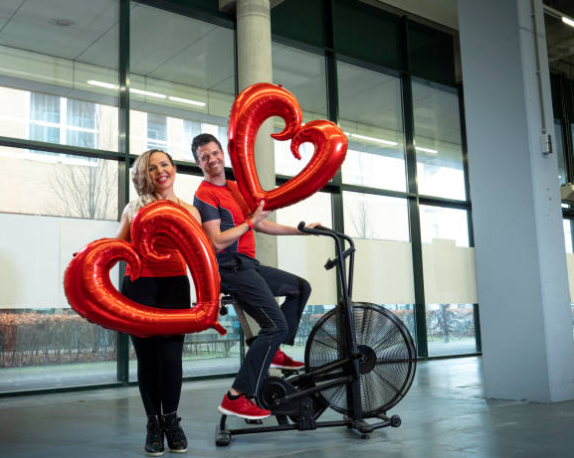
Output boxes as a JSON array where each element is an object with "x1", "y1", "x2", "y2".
[
  {"x1": 179, "y1": 200, "x2": 202, "y2": 225},
  {"x1": 116, "y1": 203, "x2": 131, "y2": 241}
]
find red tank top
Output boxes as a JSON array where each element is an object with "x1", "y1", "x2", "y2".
[
  {"x1": 125, "y1": 200, "x2": 188, "y2": 277},
  {"x1": 125, "y1": 235, "x2": 187, "y2": 277}
]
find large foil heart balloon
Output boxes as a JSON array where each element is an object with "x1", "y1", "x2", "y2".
[
  {"x1": 228, "y1": 82, "x2": 347, "y2": 212},
  {"x1": 64, "y1": 201, "x2": 225, "y2": 336}
]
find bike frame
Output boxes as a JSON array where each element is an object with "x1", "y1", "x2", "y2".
[
  {"x1": 297, "y1": 223, "x2": 363, "y2": 421},
  {"x1": 215, "y1": 224, "x2": 399, "y2": 445}
]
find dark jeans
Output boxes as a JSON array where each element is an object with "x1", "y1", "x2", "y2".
[
  {"x1": 121, "y1": 275, "x2": 190, "y2": 416},
  {"x1": 218, "y1": 254, "x2": 311, "y2": 396}
]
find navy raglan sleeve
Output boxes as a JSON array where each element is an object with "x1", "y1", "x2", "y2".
[{"x1": 193, "y1": 189, "x2": 221, "y2": 222}]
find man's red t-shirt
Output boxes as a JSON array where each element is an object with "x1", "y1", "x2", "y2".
[{"x1": 194, "y1": 180, "x2": 256, "y2": 259}]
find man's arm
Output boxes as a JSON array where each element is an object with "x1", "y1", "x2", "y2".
[
  {"x1": 255, "y1": 219, "x2": 322, "y2": 235},
  {"x1": 202, "y1": 201, "x2": 270, "y2": 251},
  {"x1": 202, "y1": 218, "x2": 252, "y2": 251}
]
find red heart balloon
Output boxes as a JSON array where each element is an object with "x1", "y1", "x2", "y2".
[
  {"x1": 64, "y1": 201, "x2": 225, "y2": 337},
  {"x1": 228, "y1": 82, "x2": 348, "y2": 212}
]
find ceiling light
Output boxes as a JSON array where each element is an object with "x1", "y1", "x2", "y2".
[
  {"x1": 130, "y1": 88, "x2": 167, "y2": 99},
  {"x1": 168, "y1": 96, "x2": 205, "y2": 107},
  {"x1": 87, "y1": 80, "x2": 118, "y2": 90},
  {"x1": 562, "y1": 16, "x2": 574, "y2": 28},
  {"x1": 52, "y1": 18, "x2": 74, "y2": 27},
  {"x1": 350, "y1": 133, "x2": 397, "y2": 146},
  {"x1": 416, "y1": 147, "x2": 438, "y2": 154}
]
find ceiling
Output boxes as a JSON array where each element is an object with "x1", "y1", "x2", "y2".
[
  {"x1": 368, "y1": 0, "x2": 574, "y2": 77},
  {"x1": 1, "y1": 0, "x2": 568, "y2": 153},
  {"x1": 543, "y1": 0, "x2": 574, "y2": 76}
]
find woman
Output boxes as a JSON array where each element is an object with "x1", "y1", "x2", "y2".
[{"x1": 116, "y1": 149, "x2": 200, "y2": 456}]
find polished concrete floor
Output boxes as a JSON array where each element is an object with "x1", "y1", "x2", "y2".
[{"x1": 2, "y1": 356, "x2": 574, "y2": 458}]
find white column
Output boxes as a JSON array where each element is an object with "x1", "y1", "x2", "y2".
[
  {"x1": 236, "y1": 0, "x2": 277, "y2": 267},
  {"x1": 458, "y1": 0, "x2": 574, "y2": 401}
]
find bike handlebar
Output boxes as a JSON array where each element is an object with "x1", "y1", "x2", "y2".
[{"x1": 298, "y1": 222, "x2": 356, "y2": 272}]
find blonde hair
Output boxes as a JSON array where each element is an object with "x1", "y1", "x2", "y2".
[{"x1": 129, "y1": 149, "x2": 174, "y2": 219}]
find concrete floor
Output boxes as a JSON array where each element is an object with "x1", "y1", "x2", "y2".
[{"x1": 2, "y1": 356, "x2": 574, "y2": 457}]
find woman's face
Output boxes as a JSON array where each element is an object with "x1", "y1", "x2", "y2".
[{"x1": 148, "y1": 152, "x2": 176, "y2": 193}]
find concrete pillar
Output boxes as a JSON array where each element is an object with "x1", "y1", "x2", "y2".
[
  {"x1": 458, "y1": 0, "x2": 574, "y2": 401},
  {"x1": 236, "y1": 0, "x2": 277, "y2": 268}
]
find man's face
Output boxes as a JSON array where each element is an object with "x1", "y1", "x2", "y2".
[{"x1": 196, "y1": 141, "x2": 225, "y2": 178}]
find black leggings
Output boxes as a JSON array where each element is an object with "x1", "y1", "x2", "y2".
[{"x1": 121, "y1": 275, "x2": 190, "y2": 416}]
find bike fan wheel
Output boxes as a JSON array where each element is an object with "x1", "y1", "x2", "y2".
[{"x1": 305, "y1": 302, "x2": 417, "y2": 417}]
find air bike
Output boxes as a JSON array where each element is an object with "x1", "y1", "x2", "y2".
[{"x1": 215, "y1": 223, "x2": 417, "y2": 446}]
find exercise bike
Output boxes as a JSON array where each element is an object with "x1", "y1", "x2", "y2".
[{"x1": 215, "y1": 224, "x2": 417, "y2": 445}]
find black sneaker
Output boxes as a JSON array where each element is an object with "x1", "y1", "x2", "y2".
[
  {"x1": 145, "y1": 415, "x2": 165, "y2": 456},
  {"x1": 162, "y1": 412, "x2": 188, "y2": 453}
]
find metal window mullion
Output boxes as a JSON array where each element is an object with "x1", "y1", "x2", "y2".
[
  {"x1": 458, "y1": 84, "x2": 481, "y2": 354},
  {"x1": 325, "y1": 0, "x2": 346, "y2": 298},
  {"x1": 116, "y1": 0, "x2": 130, "y2": 385},
  {"x1": 400, "y1": 17, "x2": 428, "y2": 358},
  {"x1": 561, "y1": 76, "x2": 574, "y2": 184}
]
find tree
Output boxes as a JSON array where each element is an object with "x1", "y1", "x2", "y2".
[
  {"x1": 50, "y1": 104, "x2": 118, "y2": 220},
  {"x1": 51, "y1": 158, "x2": 117, "y2": 220}
]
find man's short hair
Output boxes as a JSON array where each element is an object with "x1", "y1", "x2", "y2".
[{"x1": 191, "y1": 133, "x2": 223, "y2": 162}]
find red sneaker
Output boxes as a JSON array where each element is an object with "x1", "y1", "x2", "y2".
[
  {"x1": 218, "y1": 394, "x2": 271, "y2": 420},
  {"x1": 270, "y1": 349, "x2": 305, "y2": 370}
]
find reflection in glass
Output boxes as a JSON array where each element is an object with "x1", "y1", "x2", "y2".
[
  {"x1": 0, "y1": 148, "x2": 118, "y2": 220},
  {"x1": 426, "y1": 304, "x2": 476, "y2": 357},
  {"x1": 385, "y1": 304, "x2": 416, "y2": 338},
  {"x1": 273, "y1": 44, "x2": 327, "y2": 176},
  {"x1": 0, "y1": 309, "x2": 117, "y2": 393},
  {"x1": 129, "y1": 2, "x2": 235, "y2": 161},
  {"x1": 420, "y1": 205, "x2": 469, "y2": 247},
  {"x1": 337, "y1": 61, "x2": 405, "y2": 192},
  {"x1": 0, "y1": 0, "x2": 119, "y2": 150},
  {"x1": 276, "y1": 192, "x2": 332, "y2": 228},
  {"x1": 343, "y1": 191, "x2": 409, "y2": 241},
  {"x1": 413, "y1": 82, "x2": 465, "y2": 200}
]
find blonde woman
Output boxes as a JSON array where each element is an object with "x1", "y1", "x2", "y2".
[{"x1": 117, "y1": 149, "x2": 200, "y2": 456}]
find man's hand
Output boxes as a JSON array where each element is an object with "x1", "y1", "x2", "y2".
[
  {"x1": 298, "y1": 222, "x2": 324, "y2": 234},
  {"x1": 251, "y1": 200, "x2": 271, "y2": 228}
]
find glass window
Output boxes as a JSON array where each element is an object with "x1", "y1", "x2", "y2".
[
  {"x1": 420, "y1": 206, "x2": 476, "y2": 356},
  {"x1": 0, "y1": 146, "x2": 118, "y2": 220},
  {"x1": 426, "y1": 304, "x2": 477, "y2": 357},
  {"x1": 67, "y1": 99, "x2": 97, "y2": 148},
  {"x1": 343, "y1": 191, "x2": 409, "y2": 241},
  {"x1": 556, "y1": 121, "x2": 565, "y2": 185},
  {"x1": 420, "y1": 205, "x2": 469, "y2": 247},
  {"x1": 412, "y1": 82, "x2": 465, "y2": 200},
  {"x1": 565, "y1": 219, "x2": 573, "y2": 254},
  {"x1": 0, "y1": 0, "x2": 119, "y2": 151},
  {"x1": 0, "y1": 151, "x2": 119, "y2": 393},
  {"x1": 272, "y1": 43, "x2": 327, "y2": 176},
  {"x1": 277, "y1": 192, "x2": 335, "y2": 362},
  {"x1": 30, "y1": 93, "x2": 61, "y2": 144},
  {"x1": 146, "y1": 113, "x2": 168, "y2": 150},
  {"x1": 129, "y1": 2, "x2": 235, "y2": 162},
  {"x1": 337, "y1": 61, "x2": 406, "y2": 192}
]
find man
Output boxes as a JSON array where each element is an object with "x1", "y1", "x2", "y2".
[{"x1": 192, "y1": 133, "x2": 317, "y2": 420}]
